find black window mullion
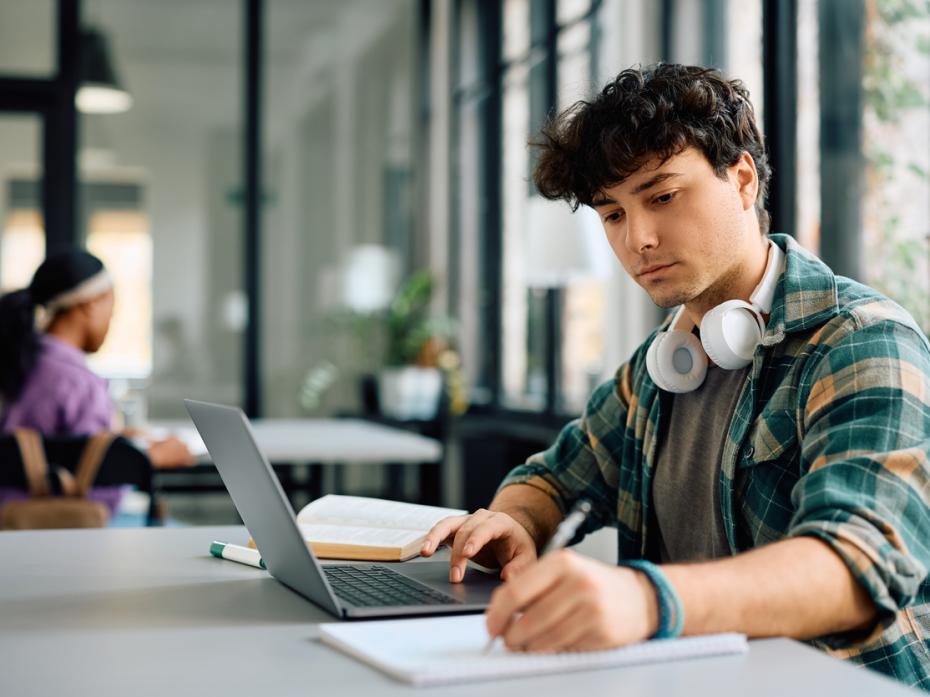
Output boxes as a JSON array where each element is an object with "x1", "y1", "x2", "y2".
[
  {"x1": 243, "y1": 0, "x2": 263, "y2": 417},
  {"x1": 479, "y1": 0, "x2": 504, "y2": 405},
  {"x1": 448, "y1": 0, "x2": 463, "y2": 321},
  {"x1": 762, "y1": 0, "x2": 798, "y2": 240},
  {"x1": 526, "y1": 0, "x2": 561, "y2": 416}
]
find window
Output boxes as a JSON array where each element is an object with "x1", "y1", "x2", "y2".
[
  {"x1": 85, "y1": 207, "x2": 152, "y2": 378},
  {"x1": 0, "y1": 116, "x2": 43, "y2": 293},
  {"x1": 795, "y1": 0, "x2": 821, "y2": 253},
  {"x1": 500, "y1": 0, "x2": 542, "y2": 409},
  {"x1": 0, "y1": 0, "x2": 55, "y2": 77},
  {"x1": 1, "y1": 209, "x2": 44, "y2": 292},
  {"x1": 861, "y1": 1, "x2": 930, "y2": 335},
  {"x1": 452, "y1": 0, "x2": 502, "y2": 405},
  {"x1": 498, "y1": 0, "x2": 605, "y2": 413},
  {"x1": 556, "y1": 7, "x2": 609, "y2": 413}
]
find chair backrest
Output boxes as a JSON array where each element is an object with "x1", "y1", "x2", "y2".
[
  {"x1": 0, "y1": 429, "x2": 115, "y2": 530},
  {"x1": 0, "y1": 432, "x2": 159, "y2": 525}
]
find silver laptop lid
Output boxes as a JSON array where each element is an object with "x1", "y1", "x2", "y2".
[{"x1": 183, "y1": 399, "x2": 342, "y2": 615}]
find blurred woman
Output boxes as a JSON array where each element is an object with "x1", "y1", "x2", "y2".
[{"x1": 0, "y1": 248, "x2": 193, "y2": 468}]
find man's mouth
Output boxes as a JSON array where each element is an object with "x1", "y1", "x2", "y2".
[{"x1": 637, "y1": 262, "x2": 676, "y2": 279}]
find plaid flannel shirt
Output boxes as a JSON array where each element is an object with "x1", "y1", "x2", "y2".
[{"x1": 500, "y1": 234, "x2": 930, "y2": 689}]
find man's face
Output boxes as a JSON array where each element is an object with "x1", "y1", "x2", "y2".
[{"x1": 592, "y1": 147, "x2": 761, "y2": 313}]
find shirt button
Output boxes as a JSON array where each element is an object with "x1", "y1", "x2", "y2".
[{"x1": 745, "y1": 445, "x2": 755, "y2": 459}]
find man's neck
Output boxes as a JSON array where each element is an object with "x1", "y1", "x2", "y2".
[{"x1": 685, "y1": 234, "x2": 771, "y2": 327}]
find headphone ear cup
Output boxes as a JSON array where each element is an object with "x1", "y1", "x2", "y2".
[
  {"x1": 700, "y1": 300, "x2": 765, "y2": 370},
  {"x1": 646, "y1": 330, "x2": 707, "y2": 393}
]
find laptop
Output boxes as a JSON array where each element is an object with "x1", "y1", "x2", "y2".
[{"x1": 184, "y1": 399, "x2": 499, "y2": 618}]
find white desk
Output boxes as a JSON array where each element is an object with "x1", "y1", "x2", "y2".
[
  {"x1": 149, "y1": 418, "x2": 442, "y2": 464},
  {"x1": 149, "y1": 418, "x2": 443, "y2": 504},
  {"x1": 0, "y1": 526, "x2": 919, "y2": 697}
]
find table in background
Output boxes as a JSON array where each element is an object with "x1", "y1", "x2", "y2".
[
  {"x1": 148, "y1": 418, "x2": 444, "y2": 506},
  {"x1": 0, "y1": 526, "x2": 920, "y2": 697}
]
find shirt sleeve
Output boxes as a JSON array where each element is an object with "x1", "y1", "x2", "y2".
[
  {"x1": 787, "y1": 317, "x2": 930, "y2": 647},
  {"x1": 57, "y1": 374, "x2": 114, "y2": 435},
  {"x1": 496, "y1": 360, "x2": 636, "y2": 541}
]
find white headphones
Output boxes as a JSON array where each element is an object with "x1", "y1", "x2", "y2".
[{"x1": 646, "y1": 240, "x2": 784, "y2": 393}]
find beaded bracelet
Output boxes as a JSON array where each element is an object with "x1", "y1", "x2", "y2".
[{"x1": 622, "y1": 559, "x2": 684, "y2": 639}]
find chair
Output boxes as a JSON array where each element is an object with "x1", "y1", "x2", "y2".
[{"x1": 0, "y1": 433, "x2": 161, "y2": 525}]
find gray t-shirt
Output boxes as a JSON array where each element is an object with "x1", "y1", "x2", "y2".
[{"x1": 652, "y1": 364, "x2": 750, "y2": 563}]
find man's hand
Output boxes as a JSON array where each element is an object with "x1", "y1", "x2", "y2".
[
  {"x1": 484, "y1": 550, "x2": 659, "y2": 652},
  {"x1": 420, "y1": 508, "x2": 538, "y2": 583}
]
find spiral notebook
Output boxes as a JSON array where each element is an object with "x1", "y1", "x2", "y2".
[{"x1": 318, "y1": 614, "x2": 748, "y2": 686}]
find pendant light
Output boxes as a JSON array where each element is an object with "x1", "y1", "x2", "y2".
[{"x1": 76, "y1": 27, "x2": 133, "y2": 114}]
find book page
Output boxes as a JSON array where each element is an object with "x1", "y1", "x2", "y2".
[
  {"x1": 296, "y1": 495, "x2": 465, "y2": 532},
  {"x1": 297, "y1": 523, "x2": 425, "y2": 548}
]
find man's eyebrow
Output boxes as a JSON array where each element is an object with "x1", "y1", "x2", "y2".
[
  {"x1": 632, "y1": 172, "x2": 682, "y2": 194},
  {"x1": 591, "y1": 195, "x2": 617, "y2": 208},
  {"x1": 591, "y1": 172, "x2": 683, "y2": 208}
]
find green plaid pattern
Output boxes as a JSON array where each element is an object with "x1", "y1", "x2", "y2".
[{"x1": 500, "y1": 234, "x2": 930, "y2": 689}]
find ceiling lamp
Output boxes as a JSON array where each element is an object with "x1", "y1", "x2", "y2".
[{"x1": 76, "y1": 27, "x2": 133, "y2": 114}]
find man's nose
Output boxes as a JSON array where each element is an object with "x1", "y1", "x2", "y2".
[{"x1": 625, "y1": 213, "x2": 658, "y2": 254}]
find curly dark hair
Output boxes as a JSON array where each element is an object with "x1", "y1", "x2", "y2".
[{"x1": 532, "y1": 63, "x2": 771, "y2": 234}]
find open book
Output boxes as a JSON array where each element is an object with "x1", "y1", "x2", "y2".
[
  {"x1": 319, "y1": 615, "x2": 749, "y2": 686},
  {"x1": 249, "y1": 495, "x2": 465, "y2": 562}
]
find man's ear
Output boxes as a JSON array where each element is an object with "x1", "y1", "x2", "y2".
[{"x1": 731, "y1": 151, "x2": 758, "y2": 212}]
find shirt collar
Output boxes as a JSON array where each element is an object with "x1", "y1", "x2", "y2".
[
  {"x1": 39, "y1": 333, "x2": 90, "y2": 368},
  {"x1": 762, "y1": 233, "x2": 839, "y2": 345}
]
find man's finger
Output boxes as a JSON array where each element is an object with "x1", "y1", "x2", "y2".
[
  {"x1": 448, "y1": 511, "x2": 502, "y2": 582},
  {"x1": 528, "y1": 610, "x2": 595, "y2": 653},
  {"x1": 485, "y1": 550, "x2": 574, "y2": 636},
  {"x1": 454, "y1": 512, "x2": 518, "y2": 559},
  {"x1": 505, "y1": 579, "x2": 584, "y2": 651},
  {"x1": 420, "y1": 515, "x2": 468, "y2": 556},
  {"x1": 499, "y1": 552, "x2": 534, "y2": 582}
]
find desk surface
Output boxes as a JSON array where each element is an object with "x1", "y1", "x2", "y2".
[
  {"x1": 149, "y1": 418, "x2": 443, "y2": 463},
  {"x1": 0, "y1": 526, "x2": 918, "y2": 697}
]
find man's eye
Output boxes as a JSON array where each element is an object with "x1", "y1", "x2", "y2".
[
  {"x1": 604, "y1": 211, "x2": 623, "y2": 223},
  {"x1": 654, "y1": 192, "x2": 676, "y2": 205}
]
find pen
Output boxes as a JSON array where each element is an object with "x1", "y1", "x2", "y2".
[
  {"x1": 484, "y1": 499, "x2": 593, "y2": 653},
  {"x1": 209, "y1": 541, "x2": 266, "y2": 570}
]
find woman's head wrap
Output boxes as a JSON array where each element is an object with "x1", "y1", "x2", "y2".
[{"x1": 29, "y1": 249, "x2": 113, "y2": 315}]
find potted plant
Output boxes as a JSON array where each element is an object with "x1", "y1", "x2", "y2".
[
  {"x1": 377, "y1": 271, "x2": 457, "y2": 420},
  {"x1": 300, "y1": 269, "x2": 465, "y2": 420}
]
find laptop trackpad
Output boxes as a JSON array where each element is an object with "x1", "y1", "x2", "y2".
[{"x1": 395, "y1": 561, "x2": 500, "y2": 605}]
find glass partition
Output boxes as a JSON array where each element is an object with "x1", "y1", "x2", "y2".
[
  {"x1": 0, "y1": 0, "x2": 55, "y2": 77},
  {"x1": 81, "y1": 0, "x2": 244, "y2": 418},
  {"x1": 261, "y1": 0, "x2": 418, "y2": 417}
]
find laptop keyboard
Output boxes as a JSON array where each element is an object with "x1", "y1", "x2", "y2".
[{"x1": 324, "y1": 564, "x2": 463, "y2": 608}]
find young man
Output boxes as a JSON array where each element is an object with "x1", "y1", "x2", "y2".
[{"x1": 421, "y1": 64, "x2": 930, "y2": 687}]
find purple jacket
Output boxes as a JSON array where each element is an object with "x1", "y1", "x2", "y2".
[
  {"x1": 1, "y1": 335, "x2": 125, "y2": 514},
  {"x1": 1, "y1": 334, "x2": 113, "y2": 435}
]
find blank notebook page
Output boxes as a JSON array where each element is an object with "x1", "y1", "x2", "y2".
[{"x1": 318, "y1": 614, "x2": 748, "y2": 686}]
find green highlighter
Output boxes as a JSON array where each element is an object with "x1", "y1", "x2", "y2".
[{"x1": 210, "y1": 541, "x2": 266, "y2": 570}]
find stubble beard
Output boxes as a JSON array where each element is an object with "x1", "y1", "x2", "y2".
[
  {"x1": 646, "y1": 264, "x2": 741, "y2": 311},
  {"x1": 646, "y1": 280, "x2": 701, "y2": 310}
]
